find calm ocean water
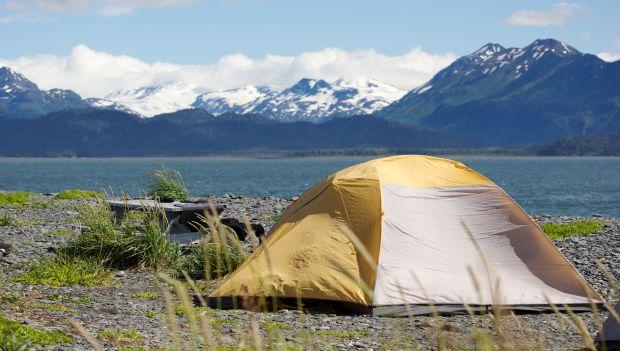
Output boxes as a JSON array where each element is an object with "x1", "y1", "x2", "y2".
[{"x1": 0, "y1": 156, "x2": 618, "y2": 217}]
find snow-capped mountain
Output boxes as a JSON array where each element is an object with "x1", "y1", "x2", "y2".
[
  {"x1": 192, "y1": 78, "x2": 406, "y2": 122},
  {"x1": 409, "y1": 39, "x2": 580, "y2": 96},
  {"x1": 1, "y1": 67, "x2": 39, "y2": 98},
  {"x1": 0, "y1": 67, "x2": 86, "y2": 119},
  {"x1": 102, "y1": 81, "x2": 200, "y2": 117},
  {"x1": 380, "y1": 38, "x2": 620, "y2": 145}
]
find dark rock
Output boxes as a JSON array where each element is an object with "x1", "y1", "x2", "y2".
[{"x1": 0, "y1": 235, "x2": 12, "y2": 256}]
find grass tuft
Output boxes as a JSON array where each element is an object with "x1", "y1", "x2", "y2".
[
  {"x1": 13, "y1": 256, "x2": 115, "y2": 287},
  {"x1": 0, "y1": 214, "x2": 43, "y2": 227},
  {"x1": 97, "y1": 329, "x2": 142, "y2": 346},
  {"x1": 265, "y1": 213, "x2": 283, "y2": 223},
  {"x1": 0, "y1": 315, "x2": 73, "y2": 346},
  {"x1": 48, "y1": 228, "x2": 73, "y2": 236},
  {"x1": 63, "y1": 200, "x2": 179, "y2": 270},
  {"x1": 0, "y1": 214, "x2": 16, "y2": 227},
  {"x1": 34, "y1": 302, "x2": 77, "y2": 312},
  {"x1": 147, "y1": 167, "x2": 188, "y2": 202},
  {"x1": 173, "y1": 305, "x2": 216, "y2": 317},
  {"x1": 0, "y1": 192, "x2": 33, "y2": 207},
  {"x1": 130, "y1": 292, "x2": 159, "y2": 299},
  {"x1": 263, "y1": 321, "x2": 292, "y2": 332},
  {"x1": 541, "y1": 220, "x2": 604, "y2": 240},
  {"x1": 54, "y1": 189, "x2": 102, "y2": 200}
]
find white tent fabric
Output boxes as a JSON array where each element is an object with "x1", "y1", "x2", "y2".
[{"x1": 373, "y1": 184, "x2": 596, "y2": 312}]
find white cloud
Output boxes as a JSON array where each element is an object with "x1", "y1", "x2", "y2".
[
  {"x1": 97, "y1": 5, "x2": 133, "y2": 15},
  {"x1": 1, "y1": 0, "x2": 199, "y2": 22},
  {"x1": 0, "y1": 45, "x2": 457, "y2": 97},
  {"x1": 597, "y1": 52, "x2": 620, "y2": 62},
  {"x1": 597, "y1": 38, "x2": 620, "y2": 62},
  {"x1": 506, "y1": 3, "x2": 579, "y2": 27}
]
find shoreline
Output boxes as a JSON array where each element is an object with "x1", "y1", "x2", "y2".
[{"x1": 2, "y1": 155, "x2": 620, "y2": 160}]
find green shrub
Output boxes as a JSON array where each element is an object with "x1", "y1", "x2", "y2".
[
  {"x1": 540, "y1": 220, "x2": 604, "y2": 240},
  {"x1": 54, "y1": 189, "x2": 101, "y2": 200},
  {"x1": 147, "y1": 167, "x2": 189, "y2": 201},
  {"x1": 0, "y1": 192, "x2": 32, "y2": 207},
  {"x1": 0, "y1": 315, "x2": 73, "y2": 346},
  {"x1": 63, "y1": 200, "x2": 178, "y2": 270},
  {"x1": 13, "y1": 256, "x2": 115, "y2": 287}
]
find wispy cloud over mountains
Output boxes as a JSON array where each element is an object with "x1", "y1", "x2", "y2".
[
  {"x1": 1, "y1": 0, "x2": 198, "y2": 22},
  {"x1": 506, "y1": 3, "x2": 580, "y2": 27},
  {"x1": 0, "y1": 45, "x2": 457, "y2": 97}
]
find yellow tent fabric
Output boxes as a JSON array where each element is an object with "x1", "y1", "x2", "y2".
[{"x1": 210, "y1": 155, "x2": 601, "y2": 315}]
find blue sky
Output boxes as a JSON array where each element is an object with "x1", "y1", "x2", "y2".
[{"x1": 0, "y1": 0, "x2": 619, "y2": 96}]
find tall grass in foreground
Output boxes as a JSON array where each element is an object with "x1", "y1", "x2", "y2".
[
  {"x1": 174, "y1": 211, "x2": 249, "y2": 280},
  {"x1": 65, "y1": 218, "x2": 620, "y2": 351}
]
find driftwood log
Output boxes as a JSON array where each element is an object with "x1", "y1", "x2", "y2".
[{"x1": 220, "y1": 218, "x2": 265, "y2": 241}]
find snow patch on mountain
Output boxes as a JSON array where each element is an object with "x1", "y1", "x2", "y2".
[
  {"x1": 193, "y1": 85, "x2": 274, "y2": 115},
  {"x1": 85, "y1": 98, "x2": 140, "y2": 115},
  {"x1": 103, "y1": 81, "x2": 200, "y2": 117}
]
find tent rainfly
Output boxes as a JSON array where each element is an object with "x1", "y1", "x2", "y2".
[{"x1": 210, "y1": 155, "x2": 603, "y2": 316}]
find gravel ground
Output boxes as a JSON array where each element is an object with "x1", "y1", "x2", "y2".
[{"x1": 0, "y1": 194, "x2": 618, "y2": 350}]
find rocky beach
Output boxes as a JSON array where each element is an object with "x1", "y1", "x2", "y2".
[{"x1": 1, "y1": 193, "x2": 618, "y2": 350}]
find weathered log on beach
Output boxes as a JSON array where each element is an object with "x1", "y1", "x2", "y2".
[{"x1": 220, "y1": 217, "x2": 265, "y2": 241}]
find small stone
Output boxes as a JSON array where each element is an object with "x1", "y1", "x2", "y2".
[
  {"x1": 115, "y1": 270, "x2": 126, "y2": 277},
  {"x1": 0, "y1": 255, "x2": 17, "y2": 264},
  {"x1": 441, "y1": 323, "x2": 461, "y2": 333}
]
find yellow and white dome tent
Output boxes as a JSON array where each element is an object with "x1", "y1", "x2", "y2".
[{"x1": 210, "y1": 155, "x2": 602, "y2": 316}]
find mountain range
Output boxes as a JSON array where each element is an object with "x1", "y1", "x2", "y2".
[
  {"x1": 380, "y1": 39, "x2": 620, "y2": 145},
  {"x1": 192, "y1": 78, "x2": 406, "y2": 122},
  {"x1": 0, "y1": 38, "x2": 618, "y2": 152},
  {"x1": 0, "y1": 109, "x2": 463, "y2": 157}
]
